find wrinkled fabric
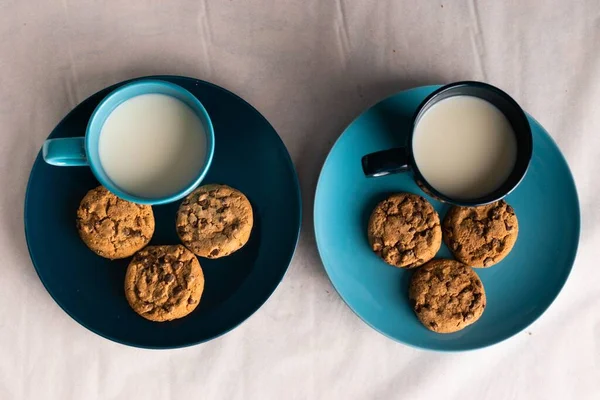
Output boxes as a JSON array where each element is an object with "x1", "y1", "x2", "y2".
[{"x1": 0, "y1": 1, "x2": 599, "y2": 399}]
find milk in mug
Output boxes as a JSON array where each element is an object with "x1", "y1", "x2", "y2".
[
  {"x1": 412, "y1": 96, "x2": 518, "y2": 200},
  {"x1": 98, "y1": 94, "x2": 207, "y2": 198}
]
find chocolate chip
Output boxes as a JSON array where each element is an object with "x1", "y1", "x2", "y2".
[
  {"x1": 412, "y1": 212, "x2": 423, "y2": 223},
  {"x1": 216, "y1": 206, "x2": 227, "y2": 213},
  {"x1": 506, "y1": 205, "x2": 514, "y2": 214},
  {"x1": 163, "y1": 304, "x2": 174, "y2": 312},
  {"x1": 483, "y1": 257, "x2": 494, "y2": 267},
  {"x1": 489, "y1": 207, "x2": 502, "y2": 220},
  {"x1": 174, "y1": 262, "x2": 184, "y2": 270},
  {"x1": 429, "y1": 321, "x2": 438, "y2": 329},
  {"x1": 400, "y1": 250, "x2": 414, "y2": 263},
  {"x1": 200, "y1": 218, "x2": 208, "y2": 228},
  {"x1": 164, "y1": 273, "x2": 175, "y2": 283},
  {"x1": 504, "y1": 221, "x2": 513, "y2": 231},
  {"x1": 199, "y1": 200, "x2": 210, "y2": 209},
  {"x1": 210, "y1": 249, "x2": 220, "y2": 257},
  {"x1": 459, "y1": 285, "x2": 474, "y2": 296},
  {"x1": 475, "y1": 224, "x2": 485, "y2": 235},
  {"x1": 188, "y1": 298, "x2": 196, "y2": 304},
  {"x1": 172, "y1": 286, "x2": 183, "y2": 295}
]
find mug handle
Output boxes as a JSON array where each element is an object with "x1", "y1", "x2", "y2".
[
  {"x1": 43, "y1": 138, "x2": 88, "y2": 166},
  {"x1": 361, "y1": 148, "x2": 410, "y2": 177}
]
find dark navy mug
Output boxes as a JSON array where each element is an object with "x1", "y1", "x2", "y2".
[{"x1": 361, "y1": 81, "x2": 533, "y2": 206}]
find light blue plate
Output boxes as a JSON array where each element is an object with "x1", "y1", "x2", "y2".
[{"x1": 314, "y1": 85, "x2": 580, "y2": 351}]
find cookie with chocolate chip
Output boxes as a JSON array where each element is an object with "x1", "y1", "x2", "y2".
[
  {"x1": 443, "y1": 200, "x2": 518, "y2": 267},
  {"x1": 76, "y1": 186, "x2": 154, "y2": 259},
  {"x1": 367, "y1": 193, "x2": 442, "y2": 268},
  {"x1": 409, "y1": 259, "x2": 486, "y2": 333},
  {"x1": 124, "y1": 245, "x2": 204, "y2": 322},
  {"x1": 176, "y1": 184, "x2": 253, "y2": 258}
]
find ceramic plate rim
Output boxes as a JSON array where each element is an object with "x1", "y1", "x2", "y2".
[
  {"x1": 314, "y1": 85, "x2": 580, "y2": 352},
  {"x1": 24, "y1": 75, "x2": 302, "y2": 349}
]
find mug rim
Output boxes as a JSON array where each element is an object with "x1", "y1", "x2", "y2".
[
  {"x1": 407, "y1": 81, "x2": 533, "y2": 207},
  {"x1": 85, "y1": 78, "x2": 215, "y2": 205}
]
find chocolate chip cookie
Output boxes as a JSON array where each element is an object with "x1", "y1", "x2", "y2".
[
  {"x1": 367, "y1": 193, "x2": 442, "y2": 268},
  {"x1": 124, "y1": 245, "x2": 204, "y2": 322},
  {"x1": 76, "y1": 186, "x2": 154, "y2": 259},
  {"x1": 443, "y1": 200, "x2": 518, "y2": 267},
  {"x1": 409, "y1": 259, "x2": 486, "y2": 333},
  {"x1": 176, "y1": 184, "x2": 253, "y2": 258}
]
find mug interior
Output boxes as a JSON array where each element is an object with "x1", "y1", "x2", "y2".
[
  {"x1": 409, "y1": 81, "x2": 533, "y2": 206},
  {"x1": 85, "y1": 79, "x2": 215, "y2": 205}
]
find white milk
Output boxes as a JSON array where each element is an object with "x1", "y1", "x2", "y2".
[
  {"x1": 99, "y1": 94, "x2": 206, "y2": 198},
  {"x1": 412, "y1": 96, "x2": 517, "y2": 200}
]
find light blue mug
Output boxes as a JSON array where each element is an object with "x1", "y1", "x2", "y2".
[{"x1": 43, "y1": 79, "x2": 215, "y2": 205}]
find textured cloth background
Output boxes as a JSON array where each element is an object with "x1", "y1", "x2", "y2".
[{"x1": 1, "y1": 1, "x2": 599, "y2": 399}]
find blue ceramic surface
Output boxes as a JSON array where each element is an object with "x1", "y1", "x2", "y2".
[
  {"x1": 314, "y1": 85, "x2": 580, "y2": 351},
  {"x1": 43, "y1": 79, "x2": 215, "y2": 205},
  {"x1": 25, "y1": 76, "x2": 301, "y2": 349}
]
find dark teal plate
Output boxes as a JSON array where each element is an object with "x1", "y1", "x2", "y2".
[
  {"x1": 25, "y1": 76, "x2": 301, "y2": 349},
  {"x1": 314, "y1": 85, "x2": 580, "y2": 351}
]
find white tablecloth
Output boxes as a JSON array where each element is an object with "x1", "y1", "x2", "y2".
[{"x1": 1, "y1": 1, "x2": 599, "y2": 399}]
